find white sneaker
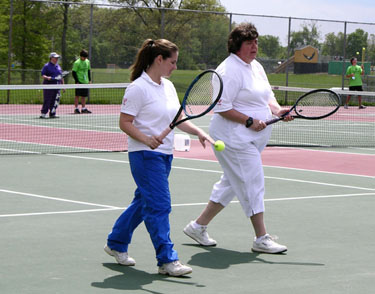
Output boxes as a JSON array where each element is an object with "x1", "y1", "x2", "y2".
[
  {"x1": 158, "y1": 261, "x2": 192, "y2": 276},
  {"x1": 104, "y1": 245, "x2": 136, "y2": 266},
  {"x1": 183, "y1": 221, "x2": 217, "y2": 246},
  {"x1": 251, "y1": 234, "x2": 287, "y2": 254}
]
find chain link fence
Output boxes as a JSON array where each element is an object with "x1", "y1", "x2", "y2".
[{"x1": 4, "y1": 0, "x2": 375, "y2": 88}]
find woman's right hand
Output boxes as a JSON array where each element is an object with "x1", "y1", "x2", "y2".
[
  {"x1": 146, "y1": 136, "x2": 163, "y2": 150},
  {"x1": 250, "y1": 118, "x2": 267, "y2": 132}
]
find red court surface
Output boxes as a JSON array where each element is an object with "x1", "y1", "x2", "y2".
[{"x1": 174, "y1": 140, "x2": 375, "y2": 177}]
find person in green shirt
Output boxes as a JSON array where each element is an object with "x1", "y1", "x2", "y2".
[
  {"x1": 345, "y1": 57, "x2": 366, "y2": 109},
  {"x1": 72, "y1": 49, "x2": 92, "y2": 114}
]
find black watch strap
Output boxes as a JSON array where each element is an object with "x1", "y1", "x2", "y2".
[{"x1": 245, "y1": 117, "x2": 253, "y2": 128}]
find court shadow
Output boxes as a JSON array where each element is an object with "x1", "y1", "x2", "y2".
[
  {"x1": 91, "y1": 263, "x2": 204, "y2": 293},
  {"x1": 184, "y1": 244, "x2": 325, "y2": 269}
]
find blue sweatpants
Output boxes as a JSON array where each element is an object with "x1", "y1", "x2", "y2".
[{"x1": 107, "y1": 150, "x2": 178, "y2": 266}]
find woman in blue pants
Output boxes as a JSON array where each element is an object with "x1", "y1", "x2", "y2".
[{"x1": 104, "y1": 39, "x2": 211, "y2": 276}]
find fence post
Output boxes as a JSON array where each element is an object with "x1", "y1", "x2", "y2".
[
  {"x1": 7, "y1": 0, "x2": 14, "y2": 103},
  {"x1": 161, "y1": 9, "x2": 165, "y2": 39},
  {"x1": 284, "y1": 16, "x2": 292, "y2": 104},
  {"x1": 341, "y1": 21, "x2": 347, "y2": 90},
  {"x1": 89, "y1": 4, "x2": 93, "y2": 61},
  {"x1": 229, "y1": 13, "x2": 232, "y2": 32}
]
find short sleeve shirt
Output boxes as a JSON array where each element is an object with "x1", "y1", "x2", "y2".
[
  {"x1": 209, "y1": 54, "x2": 274, "y2": 147},
  {"x1": 41, "y1": 62, "x2": 63, "y2": 84},
  {"x1": 120, "y1": 71, "x2": 180, "y2": 154},
  {"x1": 72, "y1": 58, "x2": 91, "y2": 84},
  {"x1": 346, "y1": 65, "x2": 363, "y2": 87}
]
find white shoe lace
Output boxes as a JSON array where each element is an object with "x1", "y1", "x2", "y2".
[
  {"x1": 200, "y1": 226, "x2": 208, "y2": 235},
  {"x1": 263, "y1": 234, "x2": 279, "y2": 241}
]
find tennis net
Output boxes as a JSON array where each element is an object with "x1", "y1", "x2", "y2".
[
  {"x1": 0, "y1": 83, "x2": 374, "y2": 155},
  {"x1": 0, "y1": 83, "x2": 129, "y2": 155},
  {"x1": 269, "y1": 86, "x2": 375, "y2": 147}
]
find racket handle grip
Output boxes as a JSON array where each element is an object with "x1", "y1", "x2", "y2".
[
  {"x1": 157, "y1": 126, "x2": 173, "y2": 142},
  {"x1": 265, "y1": 117, "x2": 282, "y2": 125}
]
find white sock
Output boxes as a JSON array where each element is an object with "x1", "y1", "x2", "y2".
[
  {"x1": 192, "y1": 221, "x2": 204, "y2": 229},
  {"x1": 256, "y1": 234, "x2": 267, "y2": 243}
]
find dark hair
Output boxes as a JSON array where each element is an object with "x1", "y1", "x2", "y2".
[
  {"x1": 350, "y1": 57, "x2": 357, "y2": 65},
  {"x1": 227, "y1": 23, "x2": 259, "y2": 54},
  {"x1": 80, "y1": 49, "x2": 89, "y2": 58},
  {"x1": 130, "y1": 39, "x2": 178, "y2": 81}
]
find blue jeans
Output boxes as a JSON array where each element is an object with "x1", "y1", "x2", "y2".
[{"x1": 107, "y1": 151, "x2": 178, "y2": 266}]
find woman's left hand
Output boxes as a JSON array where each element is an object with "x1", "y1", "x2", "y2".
[
  {"x1": 197, "y1": 131, "x2": 213, "y2": 148},
  {"x1": 276, "y1": 109, "x2": 294, "y2": 122}
]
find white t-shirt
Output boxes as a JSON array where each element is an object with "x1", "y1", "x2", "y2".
[
  {"x1": 210, "y1": 54, "x2": 275, "y2": 148},
  {"x1": 120, "y1": 71, "x2": 180, "y2": 154}
]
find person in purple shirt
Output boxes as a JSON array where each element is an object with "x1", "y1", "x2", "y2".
[{"x1": 40, "y1": 52, "x2": 65, "y2": 119}]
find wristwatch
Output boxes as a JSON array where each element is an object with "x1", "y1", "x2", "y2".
[{"x1": 245, "y1": 117, "x2": 253, "y2": 128}]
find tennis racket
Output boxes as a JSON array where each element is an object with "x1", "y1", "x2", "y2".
[
  {"x1": 55, "y1": 71, "x2": 70, "y2": 81},
  {"x1": 266, "y1": 89, "x2": 341, "y2": 125},
  {"x1": 158, "y1": 69, "x2": 223, "y2": 143}
]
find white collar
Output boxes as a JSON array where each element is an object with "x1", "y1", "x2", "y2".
[
  {"x1": 230, "y1": 53, "x2": 253, "y2": 67},
  {"x1": 141, "y1": 71, "x2": 163, "y2": 86}
]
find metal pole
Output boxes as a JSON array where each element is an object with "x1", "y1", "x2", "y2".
[
  {"x1": 160, "y1": 9, "x2": 165, "y2": 38},
  {"x1": 341, "y1": 22, "x2": 347, "y2": 90},
  {"x1": 229, "y1": 13, "x2": 232, "y2": 32},
  {"x1": 7, "y1": 0, "x2": 14, "y2": 103},
  {"x1": 285, "y1": 17, "x2": 292, "y2": 104},
  {"x1": 89, "y1": 4, "x2": 93, "y2": 60}
]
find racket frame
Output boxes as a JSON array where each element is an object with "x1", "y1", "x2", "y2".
[
  {"x1": 158, "y1": 70, "x2": 223, "y2": 142},
  {"x1": 266, "y1": 88, "x2": 341, "y2": 125},
  {"x1": 169, "y1": 69, "x2": 223, "y2": 129}
]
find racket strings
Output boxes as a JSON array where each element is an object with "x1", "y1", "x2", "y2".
[
  {"x1": 184, "y1": 73, "x2": 220, "y2": 116},
  {"x1": 295, "y1": 91, "x2": 340, "y2": 118}
]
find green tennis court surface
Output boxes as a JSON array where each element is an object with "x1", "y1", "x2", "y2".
[{"x1": 1, "y1": 148, "x2": 374, "y2": 294}]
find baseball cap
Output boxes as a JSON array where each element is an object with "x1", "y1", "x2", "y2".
[{"x1": 49, "y1": 52, "x2": 60, "y2": 58}]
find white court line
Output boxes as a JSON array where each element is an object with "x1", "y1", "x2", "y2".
[
  {"x1": 263, "y1": 165, "x2": 375, "y2": 179},
  {"x1": 0, "y1": 188, "x2": 120, "y2": 209},
  {"x1": 0, "y1": 207, "x2": 118, "y2": 218},
  {"x1": 50, "y1": 152, "x2": 375, "y2": 179},
  {"x1": 265, "y1": 176, "x2": 374, "y2": 191},
  {"x1": 1, "y1": 192, "x2": 374, "y2": 218}
]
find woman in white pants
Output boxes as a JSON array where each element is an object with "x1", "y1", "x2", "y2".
[{"x1": 184, "y1": 23, "x2": 292, "y2": 254}]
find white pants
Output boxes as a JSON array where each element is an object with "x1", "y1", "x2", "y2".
[{"x1": 210, "y1": 136, "x2": 269, "y2": 217}]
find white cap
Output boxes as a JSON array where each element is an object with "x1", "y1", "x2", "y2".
[{"x1": 49, "y1": 52, "x2": 60, "y2": 58}]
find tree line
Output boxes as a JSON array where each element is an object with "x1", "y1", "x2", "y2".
[{"x1": 1, "y1": 0, "x2": 375, "y2": 80}]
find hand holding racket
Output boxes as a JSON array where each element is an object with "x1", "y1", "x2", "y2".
[
  {"x1": 55, "y1": 71, "x2": 70, "y2": 81},
  {"x1": 266, "y1": 89, "x2": 341, "y2": 125},
  {"x1": 157, "y1": 69, "x2": 223, "y2": 145}
]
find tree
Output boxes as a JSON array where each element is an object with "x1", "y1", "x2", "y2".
[
  {"x1": 106, "y1": 0, "x2": 229, "y2": 69},
  {"x1": 11, "y1": 1, "x2": 50, "y2": 82},
  {"x1": 289, "y1": 22, "x2": 321, "y2": 53},
  {"x1": 0, "y1": 0, "x2": 9, "y2": 68},
  {"x1": 346, "y1": 29, "x2": 368, "y2": 59},
  {"x1": 258, "y1": 35, "x2": 284, "y2": 59},
  {"x1": 367, "y1": 34, "x2": 375, "y2": 64},
  {"x1": 321, "y1": 32, "x2": 344, "y2": 57}
]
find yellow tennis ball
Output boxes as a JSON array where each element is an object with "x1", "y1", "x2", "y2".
[
  {"x1": 214, "y1": 140, "x2": 225, "y2": 151},
  {"x1": 356, "y1": 51, "x2": 360, "y2": 55}
]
